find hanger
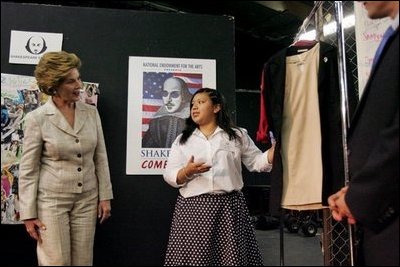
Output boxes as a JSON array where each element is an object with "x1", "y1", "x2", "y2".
[
  {"x1": 290, "y1": 1, "x2": 323, "y2": 47},
  {"x1": 292, "y1": 39, "x2": 318, "y2": 47}
]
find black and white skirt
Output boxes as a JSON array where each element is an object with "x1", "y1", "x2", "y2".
[{"x1": 164, "y1": 191, "x2": 263, "y2": 266}]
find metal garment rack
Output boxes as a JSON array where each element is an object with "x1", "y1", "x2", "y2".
[
  {"x1": 279, "y1": 2, "x2": 324, "y2": 266},
  {"x1": 278, "y1": 1, "x2": 355, "y2": 266}
]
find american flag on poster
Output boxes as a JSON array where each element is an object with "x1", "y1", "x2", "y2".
[{"x1": 142, "y1": 72, "x2": 202, "y2": 135}]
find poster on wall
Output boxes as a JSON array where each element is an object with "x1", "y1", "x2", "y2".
[
  {"x1": 126, "y1": 56, "x2": 216, "y2": 175},
  {"x1": 9, "y1": 30, "x2": 63, "y2": 65},
  {"x1": 1, "y1": 73, "x2": 100, "y2": 224},
  {"x1": 354, "y1": 2, "x2": 391, "y2": 97},
  {"x1": 80, "y1": 82, "x2": 100, "y2": 106},
  {"x1": 1, "y1": 74, "x2": 39, "y2": 224}
]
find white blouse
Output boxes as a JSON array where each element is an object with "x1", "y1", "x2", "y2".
[{"x1": 163, "y1": 127, "x2": 272, "y2": 198}]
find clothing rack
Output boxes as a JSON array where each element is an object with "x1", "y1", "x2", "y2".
[
  {"x1": 279, "y1": 3, "x2": 325, "y2": 265},
  {"x1": 286, "y1": 1, "x2": 357, "y2": 266},
  {"x1": 280, "y1": 1, "x2": 358, "y2": 266}
]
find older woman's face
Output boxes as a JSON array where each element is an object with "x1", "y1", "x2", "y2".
[
  {"x1": 162, "y1": 78, "x2": 183, "y2": 113},
  {"x1": 55, "y1": 68, "x2": 82, "y2": 103}
]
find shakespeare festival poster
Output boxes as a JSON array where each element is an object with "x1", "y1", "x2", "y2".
[
  {"x1": 126, "y1": 56, "x2": 216, "y2": 175},
  {"x1": 1, "y1": 73, "x2": 99, "y2": 224}
]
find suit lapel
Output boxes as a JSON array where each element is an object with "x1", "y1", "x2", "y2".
[
  {"x1": 74, "y1": 102, "x2": 88, "y2": 134},
  {"x1": 45, "y1": 98, "x2": 87, "y2": 136}
]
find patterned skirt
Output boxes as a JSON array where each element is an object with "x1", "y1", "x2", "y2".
[{"x1": 164, "y1": 191, "x2": 263, "y2": 266}]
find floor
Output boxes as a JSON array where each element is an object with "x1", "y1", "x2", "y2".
[{"x1": 256, "y1": 228, "x2": 324, "y2": 266}]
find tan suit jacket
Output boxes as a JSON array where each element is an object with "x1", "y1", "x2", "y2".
[{"x1": 19, "y1": 98, "x2": 113, "y2": 220}]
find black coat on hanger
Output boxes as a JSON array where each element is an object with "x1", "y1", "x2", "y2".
[{"x1": 260, "y1": 41, "x2": 358, "y2": 216}]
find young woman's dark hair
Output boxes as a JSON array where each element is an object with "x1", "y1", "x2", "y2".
[{"x1": 179, "y1": 88, "x2": 241, "y2": 144}]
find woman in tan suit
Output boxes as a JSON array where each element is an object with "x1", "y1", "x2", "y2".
[{"x1": 18, "y1": 51, "x2": 113, "y2": 266}]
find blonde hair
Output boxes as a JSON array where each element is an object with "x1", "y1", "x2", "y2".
[{"x1": 34, "y1": 51, "x2": 81, "y2": 95}]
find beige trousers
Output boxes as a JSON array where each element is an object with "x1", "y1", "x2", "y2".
[{"x1": 36, "y1": 187, "x2": 98, "y2": 266}]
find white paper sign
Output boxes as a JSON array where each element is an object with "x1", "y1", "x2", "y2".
[
  {"x1": 9, "y1": 30, "x2": 63, "y2": 65},
  {"x1": 354, "y1": 2, "x2": 391, "y2": 97}
]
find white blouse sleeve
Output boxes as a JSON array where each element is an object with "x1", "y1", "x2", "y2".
[
  {"x1": 163, "y1": 135, "x2": 186, "y2": 188},
  {"x1": 239, "y1": 128, "x2": 272, "y2": 172}
]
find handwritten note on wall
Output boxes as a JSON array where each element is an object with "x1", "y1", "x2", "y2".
[{"x1": 354, "y1": 2, "x2": 391, "y2": 97}]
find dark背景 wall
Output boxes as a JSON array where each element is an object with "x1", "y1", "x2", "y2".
[{"x1": 1, "y1": 2, "x2": 235, "y2": 265}]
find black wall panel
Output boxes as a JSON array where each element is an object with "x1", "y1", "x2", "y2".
[
  {"x1": 1, "y1": 2, "x2": 235, "y2": 265},
  {"x1": 236, "y1": 91, "x2": 270, "y2": 186}
]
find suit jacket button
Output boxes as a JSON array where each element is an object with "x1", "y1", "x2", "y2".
[
  {"x1": 77, "y1": 182, "x2": 83, "y2": 187},
  {"x1": 75, "y1": 139, "x2": 79, "y2": 143},
  {"x1": 77, "y1": 153, "x2": 82, "y2": 158},
  {"x1": 77, "y1": 167, "x2": 82, "y2": 172}
]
